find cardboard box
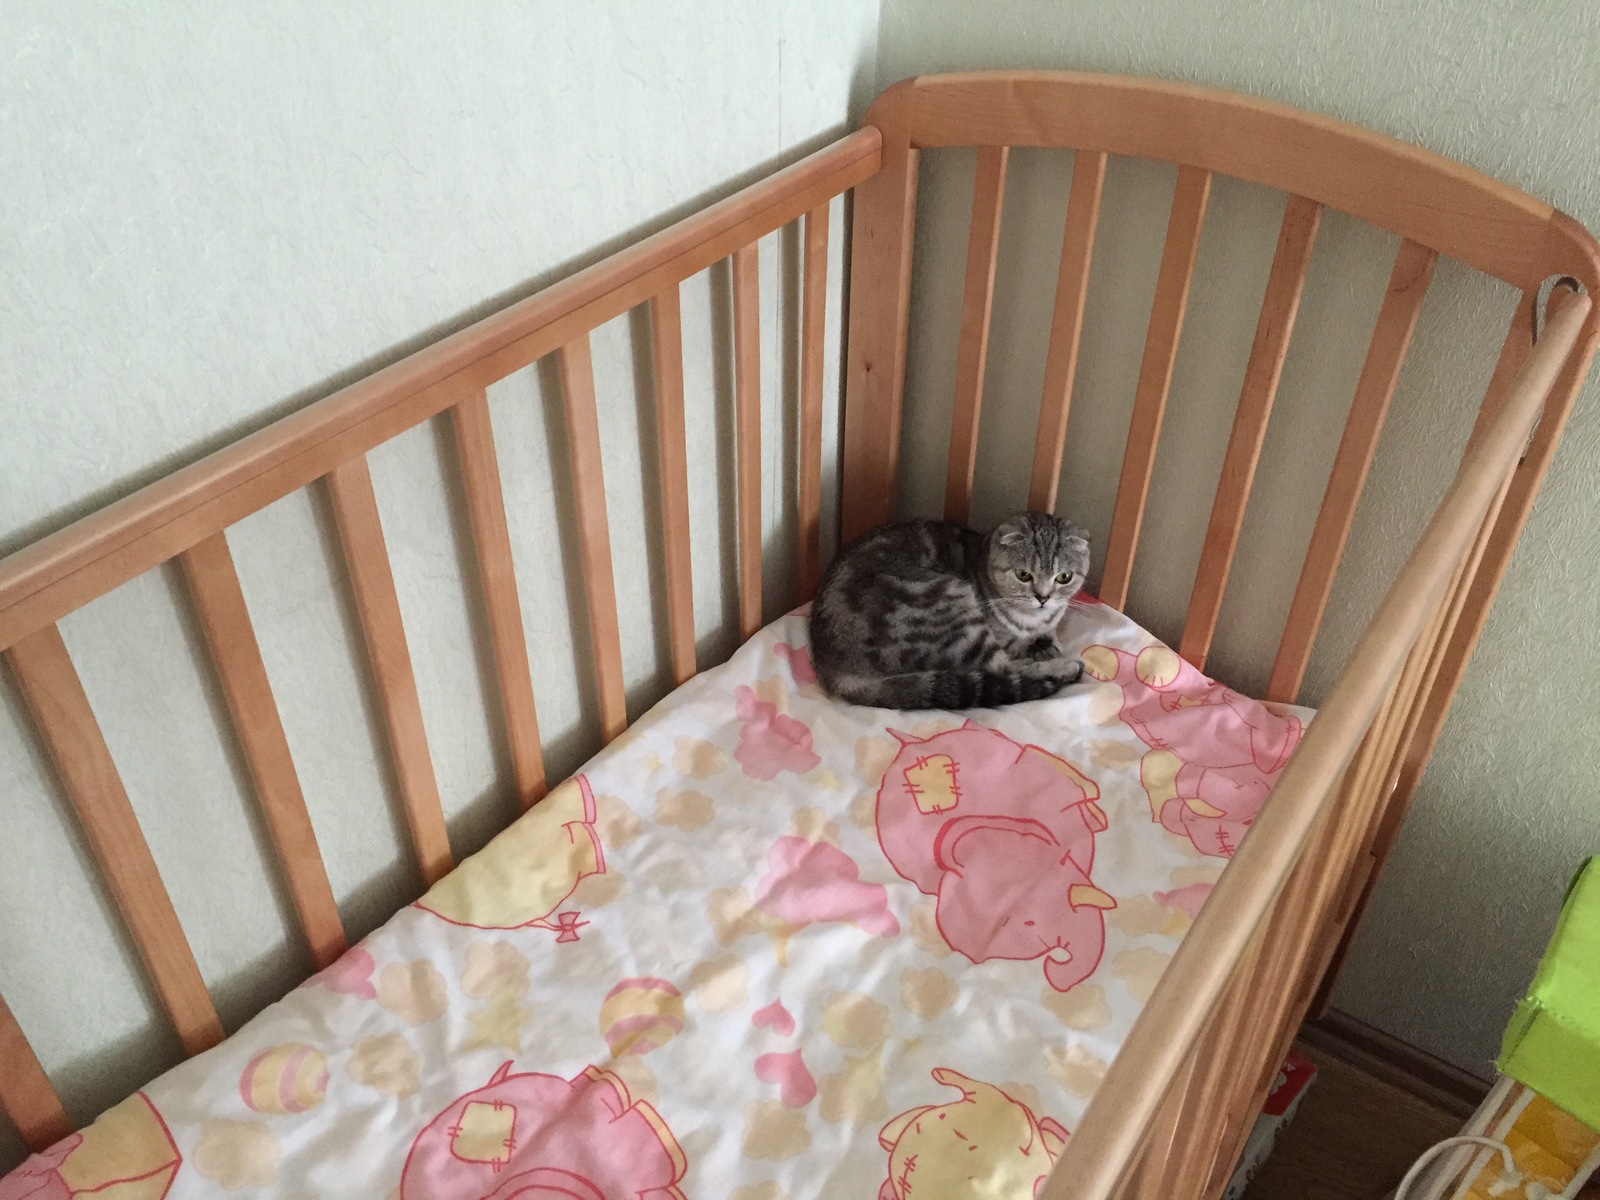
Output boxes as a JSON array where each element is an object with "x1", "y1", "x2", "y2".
[{"x1": 1223, "y1": 1049, "x2": 1319, "y2": 1199}]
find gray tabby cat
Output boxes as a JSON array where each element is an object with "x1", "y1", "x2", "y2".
[{"x1": 810, "y1": 512, "x2": 1091, "y2": 709}]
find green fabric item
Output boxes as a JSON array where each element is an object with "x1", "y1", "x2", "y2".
[{"x1": 1498, "y1": 857, "x2": 1600, "y2": 1132}]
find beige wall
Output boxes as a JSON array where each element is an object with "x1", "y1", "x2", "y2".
[
  {"x1": 0, "y1": 0, "x2": 875, "y2": 1168},
  {"x1": 876, "y1": 0, "x2": 1600, "y2": 1079}
]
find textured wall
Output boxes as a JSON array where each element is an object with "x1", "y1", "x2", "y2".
[
  {"x1": 0, "y1": 0, "x2": 876, "y2": 1166},
  {"x1": 876, "y1": 0, "x2": 1600, "y2": 1079}
]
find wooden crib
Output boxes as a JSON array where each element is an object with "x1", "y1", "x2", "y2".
[{"x1": 2, "y1": 71, "x2": 1596, "y2": 1198}]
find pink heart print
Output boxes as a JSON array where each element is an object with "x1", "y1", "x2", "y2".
[
  {"x1": 751, "y1": 999, "x2": 796, "y2": 1037},
  {"x1": 754, "y1": 1049, "x2": 817, "y2": 1108}
]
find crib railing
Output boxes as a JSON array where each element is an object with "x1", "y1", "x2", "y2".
[
  {"x1": 838, "y1": 71, "x2": 1600, "y2": 1199},
  {"x1": 0, "y1": 129, "x2": 879, "y2": 1149},
  {"x1": 1051, "y1": 290, "x2": 1590, "y2": 1197}
]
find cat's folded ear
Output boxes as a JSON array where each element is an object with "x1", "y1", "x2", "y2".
[{"x1": 994, "y1": 514, "x2": 1029, "y2": 545}]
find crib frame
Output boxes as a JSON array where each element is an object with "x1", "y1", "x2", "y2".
[{"x1": 1, "y1": 72, "x2": 1597, "y2": 1199}]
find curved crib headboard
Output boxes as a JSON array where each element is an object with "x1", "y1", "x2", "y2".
[
  {"x1": 842, "y1": 70, "x2": 1600, "y2": 691},
  {"x1": 0, "y1": 129, "x2": 879, "y2": 1150}
]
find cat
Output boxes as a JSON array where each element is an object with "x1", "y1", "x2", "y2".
[{"x1": 809, "y1": 512, "x2": 1090, "y2": 709}]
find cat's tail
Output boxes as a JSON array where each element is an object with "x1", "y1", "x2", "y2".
[{"x1": 821, "y1": 659, "x2": 1083, "y2": 710}]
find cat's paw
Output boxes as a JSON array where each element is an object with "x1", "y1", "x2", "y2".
[{"x1": 1026, "y1": 636, "x2": 1063, "y2": 662}]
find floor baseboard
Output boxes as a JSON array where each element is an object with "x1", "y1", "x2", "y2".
[{"x1": 1299, "y1": 1009, "x2": 1492, "y2": 1122}]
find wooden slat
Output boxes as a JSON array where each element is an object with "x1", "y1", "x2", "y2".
[
  {"x1": 1099, "y1": 165, "x2": 1213, "y2": 610},
  {"x1": 0, "y1": 992, "x2": 72, "y2": 1151},
  {"x1": 944, "y1": 144, "x2": 1010, "y2": 523},
  {"x1": 1028, "y1": 149, "x2": 1107, "y2": 512},
  {"x1": 557, "y1": 336, "x2": 628, "y2": 742},
  {"x1": 869, "y1": 73, "x2": 1577, "y2": 290},
  {"x1": 733, "y1": 242, "x2": 764, "y2": 640},
  {"x1": 797, "y1": 203, "x2": 830, "y2": 599},
  {"x1": 1267, "y1": 239, "x2": 1438, "y2": 703},
  {"x1": 0, "y1": 130, "x2": 882, "y2": 655},
  {"x1": 324, "y1": 456, "x2": 452, "y2": 884},
  {"x1": 4, "y1": 624, "x2": 223, "y2": 1055},
  {"x1": 1179, "y1": 194, "x2": 1322, "y2": 668},
  {"x1": 450, "y1": 390, "x2": 546, "y2": 808},
  {"x1": 649, "y1": 287, "x2": 697, "y2": 685},
  {"x1": 177, "y1": 532, "x2": 346, "y2": 967},
  {"x1": 840, "y1": 116, "x2": 921, "y2": 544}
]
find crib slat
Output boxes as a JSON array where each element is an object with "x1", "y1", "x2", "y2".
[
  {"x1": 450, "y1": 389, "x2": 547, "y2": 808},
  {"x1": 1028, "y1": 149, "x2": 1107, "y2": 513},
  {"x1": 0, "y1": 993, "x2": 72, "y2": 1151},
  {"x1": 650, "y1": 287, "x2": 697, "y2": 685},
  {"x1": 944, "y1": 145, "x2": 1010, "y2": 523},
  {"x1": 1099, "y1": 165, "x2": 1213, "y2": 610},
  {"x1": 324, "y1": 456, "x2": 453, "y2": 884},
  {"x1": 1267, "y1": 239, "x2": 1437, "y2": 702},
  {"x1": 558, "y1": 335, "x2": 628, "y2": 742},
  {"x1": 1179, "y1": 194, "x2": 1322, "y2": 668},
  {"x1": 451, "y1": 400, "x2": 548, "y2": 793},
  {"x1": 4, "y1": 624, "x2": 224, "y2": 1056},
  {"x1": 178, "y1": 532, "x2": 347, "y2": 967},
  {"x1": 798, "y1": 202, "x2": 830, "y2": 598},
  {"x1": 733, "y1": 242, "x2": 764, "y2": 640}
]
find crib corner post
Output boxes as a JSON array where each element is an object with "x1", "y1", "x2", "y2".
[{"x1": 840, "y1": 91, "x2": 919, "y2": 546}]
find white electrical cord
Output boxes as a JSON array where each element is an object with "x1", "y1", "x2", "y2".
[
  {"x1": 1392, "y1": 1131, "x2": 1599, "y2": 1200},
  {"x1": 1392, "y1": 1136, "x2": 1523, "y2": 1200}
]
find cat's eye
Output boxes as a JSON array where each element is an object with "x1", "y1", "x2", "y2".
[
  {"x1": 1055, "y1": 572, "x2": 1072, "y2": 584},
  {"x1": 1014, "y1": 569, "x2": 1033, "y2": 583}
]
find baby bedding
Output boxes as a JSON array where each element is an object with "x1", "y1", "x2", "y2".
[{"x1": 0, "y1": 596, "x2": 1310, "y2": 1199}]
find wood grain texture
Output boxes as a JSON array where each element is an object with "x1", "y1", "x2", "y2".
[
  {"x1": 1179, "y1": 194, "x2": 1322, "y2": 669},
  {"x1": 1241, "y1": 1039, "x2": 1464, "y2": 1200},
  {"x1": 797, "y1": 203, "x2": 829, "y2": 599},
  {"x1": 557, "y1": 336, "x2": 628, "y2": 743},
  {"x1": 324, "y1": 456, "x2": 453, "y2": 884},
  {"x1": 868, "y1": 72, "x2": 1589, "y2": 290},
  {"x1": 1099, "y1": 164, "x2": 1213, "y2": 611},
  {"x1": 732, "y1": 242, "x2": 763, "y2": 641},
  {"x1": 1267, "y1": 239, "x2": 1438, "y2": 704},
  {"x1": 1028, "y1": 149, "x2": 1107, "y2": 513},
  {"x1": 0, "y1": 993, "x2": 72, "y2": 1152},
  {"x1": 0, "y1": 130, "x2": 881, "y2": 654},
  {"x1": 450, "y1": 389, "x2": 547, "y2": 809},
  {"x1": 178, "y1": 532, "x2": 347, "y2": 967},
  {"x1": 944, "y1": 144, "x2": 1009, "y2": 523},
  {"x1": 649, "y1": 287, "x2": 697, "y2": 685},
  {"x1": 841, "y1": 111, "x2": 920, "y2": 544},
  {"x1": 4, "y1": 624, "x2": 224, "y2": 1056}
]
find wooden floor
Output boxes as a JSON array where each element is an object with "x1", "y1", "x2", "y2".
[
  {"x1": 1242, "y1": 1039, "x2": 1461, "y2": 1199},
  {"x1": 1243, "y1": 1037, "x2": 1600, "y2": 1200}
]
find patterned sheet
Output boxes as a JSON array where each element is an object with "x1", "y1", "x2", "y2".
[{"x1": 1, "y1": 597, "x2": 1311, "y2": 1200}]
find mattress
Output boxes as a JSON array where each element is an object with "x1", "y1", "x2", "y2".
[{"x1": 1, "y1": 596, "x2": 1311, "y2": 1200}]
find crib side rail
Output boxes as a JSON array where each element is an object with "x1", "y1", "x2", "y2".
[
  {"x1": 0, "y1": 131, "x2": 878, "y2": 1150},
  {"x1": 1039, "y1": 291, "x2": 1595, "y2": 1199}
]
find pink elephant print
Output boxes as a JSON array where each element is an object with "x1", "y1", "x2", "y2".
[
  {"x1": 1081, "y1": 644, "x2": 1302, "y2": 858},
  {"x1": 875, "y1": 721, "x2": 1116, "y2": 993},
  {"x1": 399, "y1": 1062, "x2": 687, "y2": 1199}
]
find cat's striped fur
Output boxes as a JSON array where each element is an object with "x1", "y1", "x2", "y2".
[{"x1": 810, "y1": 512, "x2": 1091, "y2": 710}]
